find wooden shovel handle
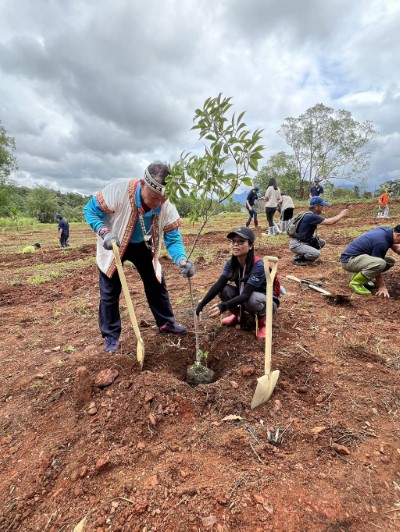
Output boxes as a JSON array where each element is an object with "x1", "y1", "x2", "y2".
[
  {"x1": 264, "y1": 256, "x2": 278, "y2": 375},
  {"x1": 112, "y1": 241, "x2": 143, "y2": 342}
]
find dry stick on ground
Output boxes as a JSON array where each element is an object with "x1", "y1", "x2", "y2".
[
  {"x1": 249, "y1": 441, "x2": 265, "y2": 465},
  {"x1": 296, "y1": 342, "x2": 319, "y2": 360}
]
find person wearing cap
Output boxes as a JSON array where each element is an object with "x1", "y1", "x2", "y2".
[
  {"x1": 195, "y1": 227, "x2": 280, "y2": 339},
  {"x1": 245, "y1": 186, "x2": 259, "y2": 228},
  {"x1": 340, "y1": 225, "x2": 400, "y2": 297},
  {"x1": 83, "y1": 161, "x2": 195, "y2": 353},
  {"x1": 289, "y1": 196, "x2": 349, "y2": 266},
  {"x1": 309, "y1": 178, "x2": 324, "y2": 198},
  {"x1": 55, "y1": 213, "x2": 70, "y2": 248}
]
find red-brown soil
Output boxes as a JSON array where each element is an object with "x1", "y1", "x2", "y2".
[{"x1": 1, "y1": 203, "x2": 400, "y2": 531}]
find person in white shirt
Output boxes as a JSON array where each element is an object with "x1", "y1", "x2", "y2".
[
  {"x1": 262, "y1": 178, "x2": 282, "y2": 236},
  {"x1": 278, "y1": 193, "x2": 295, "y2": 232}
]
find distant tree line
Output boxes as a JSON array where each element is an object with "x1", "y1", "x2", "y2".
[{"x1": 0, "y1": 181, "x2": 92, "y2": 222}]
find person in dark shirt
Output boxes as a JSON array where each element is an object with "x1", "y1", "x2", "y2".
[
  {"x1": 55, "y1": 214, "x2": 70, "y2": 248},
  {"x1": 196, "y1": 227, "x2": 280, "y2": 339},
  {"x1": 340, "y1": 225, "x2": 400, "y2": 297},
  {"x1": 289, "y1": 197, "x2": 348, "y2": 265},
  {"x1": 309, "y1": 178, "x2": 324, "y2": 198},
  {"x1": 245, "y1": 186, "x2": 259, "y2": 228}
]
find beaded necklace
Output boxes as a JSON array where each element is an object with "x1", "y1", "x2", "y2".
[{"x1": 138, "y1": 212, "x2": 153, "y2": 251}]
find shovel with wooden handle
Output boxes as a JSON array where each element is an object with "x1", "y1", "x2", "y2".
[
  {"x1": 251, "y1": 256, "x2": 280, "y2": 409},
  {"x1": 285, "y1": 274, "x2": 351, "y2": 304},
  {"x1": 285, "y1": 274, "x2": 331, "y2": 295},
  {"x1": 112, "y1": 241, "x2": 145, "y2": 369}
]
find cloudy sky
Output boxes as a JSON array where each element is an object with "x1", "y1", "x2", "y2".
[{"x1": 1, "y1": 0, "x2": 399, "y2": 195}]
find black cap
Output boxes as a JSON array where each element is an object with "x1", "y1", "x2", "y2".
[{"x1": 227, "y1": 227, "x2": 255, "y2": 243}]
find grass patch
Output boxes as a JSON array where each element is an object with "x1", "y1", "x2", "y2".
[
  {"x1": 28, "y1": 271, "x2": 62, "y2": 285},
  {"x1": 2, "y1": 257, "x2": 96, "y2": 286}
]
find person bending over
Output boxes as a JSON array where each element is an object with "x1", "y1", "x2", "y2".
[
  {"x1": 84, "y1": 161, "x2": 195, "y2": 353},
  {"x1": 289, "y1": 197, "x2": 348, "y2": 266},
  {"x1": 340, "y1": 224, "x2": 400, "y2": 298}
]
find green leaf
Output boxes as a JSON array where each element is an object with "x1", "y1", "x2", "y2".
[{"x1": 249, "y1": 159, "x2": 259, "y2": 171}]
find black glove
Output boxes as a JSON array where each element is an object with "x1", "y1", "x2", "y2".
[
  {"x1": 103, "y1": 233, "x2": 121, "y2": 250},
  {"x1": 179, "y1": 258, "x2": 195, "y2": 278}
]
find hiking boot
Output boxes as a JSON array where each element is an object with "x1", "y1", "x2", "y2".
[
  {"x1": 349, "y1": 272, "x2": 371, "y2": 295},
  {"x1": 254, "y1": 219, "x2": 259, "y2": 228},
  {"x1": 104, "y1": 337, "x2": 120, "y2": 353},
  {"x1": 245, "y1": 221, "x2": 250, "y2": 227},
  {"x1": 159, "y1": 322, "x2": 187, "y2": 334},
  {"x1": 292, "y1": 255, "x2": 308, "y2": 266}
]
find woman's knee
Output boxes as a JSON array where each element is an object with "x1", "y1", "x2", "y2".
[
  {"x1": 220, "y1": 285, "x2": 238, "y2": 302},
  {"x1": 245, "y1": 292, "x2": 265, "y2": 313}
]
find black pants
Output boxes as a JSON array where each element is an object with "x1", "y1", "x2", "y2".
[
  {"x1": 266, "y1": 207, "x2": 277, "y2": 227},
  {"x1": 282, "y1": 208, "x2": 294, "y2": 221},
  {"x1": 98, "y1": 242, "x2": 175, "y2": 340}
]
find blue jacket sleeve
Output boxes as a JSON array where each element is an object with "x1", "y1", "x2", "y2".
[
  {"x1": 163, "y1": 228, "x2": 186, "y2": 265},
  {"x1": 83, "y1": 197, "x2": 108, "y2": 234}
]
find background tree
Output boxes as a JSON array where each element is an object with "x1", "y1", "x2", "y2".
[
  {"x1": 0, "y1": 120, "x2": 19, "y2": 214},
  {"x1": 278, "y1": 103, "x2": 377, "y2": 197},
  {"x1": 26, "y1": 187, "x2": 58, "y2": 223},
  {"x1": 256, "y1": 152, "x2": 300, "y2": 197},
  {"x1": 378, "y1": 178, "x2": 400, "y2": 199},
  {"x1": 0, "y1": 120, "x2": 18, "y2": 180}
]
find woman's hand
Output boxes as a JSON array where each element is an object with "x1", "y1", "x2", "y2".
[{"x1": 208, "y1": 303, "x2": 221, "y2": 318}]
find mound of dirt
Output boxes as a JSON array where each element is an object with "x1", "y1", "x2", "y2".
[{"x1": 1, "y1": 204, "x2": 400, "y2": 530}]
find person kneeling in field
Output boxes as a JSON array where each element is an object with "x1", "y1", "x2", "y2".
[
  {"x1": 22, "y1": 243, "x2": 41, "y2": 253},
  {"x1": 289, "y1": 196, "x2": 349, "y2": 266},
  {"x1": 195, "y1": 227, "x2": 280, "y2": 339},
  {"x1": 339, "y1": 224, "x2": 400, "y2": 298}
]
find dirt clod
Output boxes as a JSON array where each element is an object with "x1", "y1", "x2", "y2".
[
  {"x1": 73, "y1": 366, "x2": 92, "y2": 405},
  {"x1": 186, "y1": 363, "x2": 215, "y2": 384},
  {"x1": 95, "y1": 368, "x2": 119, "y2": 388}
]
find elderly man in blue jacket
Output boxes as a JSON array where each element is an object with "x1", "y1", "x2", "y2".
[{"x1": 340, "y1": 225, "x2": 400, "y2": 297}]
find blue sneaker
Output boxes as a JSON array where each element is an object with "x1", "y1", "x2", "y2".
[
  {"x1": 159, "y1": 322, "x2": 187, "y2": 334},
  {"x1": 104, "y1": 337, "x2": 120, "y2": 353}
]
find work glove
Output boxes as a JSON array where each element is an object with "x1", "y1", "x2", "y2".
[
  {"x1": 179, "y1": 258, "x2": 195, "y2": 278},
  {"x1": 103, "y1": 233, "x2": 121, "y2": 250}
]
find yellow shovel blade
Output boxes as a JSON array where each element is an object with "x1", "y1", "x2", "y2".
[
  {"x1": 137, "y1": 338, "x2": 145, "y2": 370},
  {"x1": 250, "y1": 370, "x2": 280, "y2": 409}
]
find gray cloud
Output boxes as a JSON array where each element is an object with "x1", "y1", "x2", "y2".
[{"x1": 1, "y1": 0, "x2": 399, "y2": 195}]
